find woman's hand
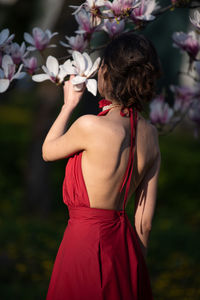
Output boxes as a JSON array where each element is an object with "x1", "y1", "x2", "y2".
[{"x1": 63, "y1": 75, "x2": 85, "y2": 110}]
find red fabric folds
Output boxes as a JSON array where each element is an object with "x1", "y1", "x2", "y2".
[{"x1": 46, "y1": 100, "x2": 154, "y2": 300}]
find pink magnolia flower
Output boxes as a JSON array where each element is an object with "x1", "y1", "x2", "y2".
[
  {"x1": 71, "y1": 0, "x2": 105, "y2": 26},
  {"x1": 102, "y1": 19, "x2": 125, "y2": 37},
  {"x1": 172, "y1": 31, "x2": 200, "y2": 60},
  {"x1": 0, "y1": 28, "x2": 15, "y2": 50},
  {"x1": 24, "y1": 27, "x2": 58, "y2": 51},
  {"x1": 71, "y1": 0, "x2": 105, "y2": 14},
  {"x1": 131, "y1": 0, "x2": 160, "y2": 22},
  {"x1": 190, "y1": 10, "x2": 200, "y2": 31},
  {"x1": 4, "y1": 42, "x2": 27, "y2": 65},
  {"x1": 60, "y1": 34, "x2": 88, "y2": 53},
  {"x1": 105, "y1": 0, "x2": 141, "y2": 19},
  {"x1": 75, "y1": 9, "x2": 98, "y2": 36},
  {"x1": 0, "y1": 54, "x2": 25, "y2": 93},
  {"x1": 23, "y1": 57, "x2": 38, "y2": 75},
  {"x1": 149, "y1": 95, "x2": 174, "y2": 125},
  {"x1": 170, "y1": 85, "x2": 197, "y2": 113}
]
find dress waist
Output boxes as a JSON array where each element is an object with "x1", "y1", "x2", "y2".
[{"x1": 68, "y1": 206, "x2": 127, "y2": 222}]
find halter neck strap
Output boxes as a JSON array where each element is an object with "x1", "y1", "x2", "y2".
[{"x1": 98, "y1": 99, "x2": 131, "y2": 117}]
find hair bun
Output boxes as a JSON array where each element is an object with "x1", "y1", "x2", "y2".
[{"x1": 101, "y1": 32, "x2": 162, "y2": 112}]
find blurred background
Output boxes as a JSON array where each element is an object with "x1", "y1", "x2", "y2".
[{"x1": 0, "y1": 0, "x2": 200, "y2": 299}]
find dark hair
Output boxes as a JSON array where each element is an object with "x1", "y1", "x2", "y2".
[{"x1": 101, "y1": 32, "x2": 162, "y2": 112}]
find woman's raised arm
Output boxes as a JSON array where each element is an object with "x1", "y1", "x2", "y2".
[{"x1": 42, "y1": 76, "x2": 95, "y2": 161}]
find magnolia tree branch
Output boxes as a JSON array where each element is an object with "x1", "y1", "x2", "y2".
[
  {"x1": 0, "y1": 0, "x2": 200, "y2": 137},
  {"x1": 159, "y1": 99, "x2": 197, "y2": 136}
]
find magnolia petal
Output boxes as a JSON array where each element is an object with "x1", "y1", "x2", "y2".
[
  {"x1": 72, "y1": 75, "x2": 86, "y2": 85},
  {"x1": 51, "y1": 32, "x2": 59, "y2": 38},
  {"x1": 58, "y1": 65, "x2": 69, "y2": 82},
  {"x1": 83, "y1": 52, "x2": 93, "y2": 76},
  {"x1": 24, "y1": 32, "x2": 35, "y2": 45},
  {"x1": 0, "y1": 69, "x2": 4, "y2": 78},
  {"x1": 13, "y1": 72, "x2": 26, "y2": 80},
  {"x1": 87, "y1": 57, "x2": 101, "y2": 78},
  {"x1": 27, "y1": 46, "x2": 36, "y2": 51},
  {"x1": 12, "y1": 64, "x2": 26, "y2": 80},
  {"x1": 86, "y1": 79, "x2": 97, "y2": 96},
  {"x1": 62, "y1": 59, "x2": 77, "y2": 75},
  {"x1": 2, "y1": 54, "x2": 13, "y2": 69},
  {"x1": 72, "y1": 50, "x2": 86, "y2": 74},
  {"x1": 46, "y1": 29, "x2": 58, "y2": 38},
  {"x1": 75, "y1": 29, "x2": 87, "y2": 34},
  {"x1": 47, "y1": 44, "x2": 57, "y2": 48},
  {"x1": 103, "y1": 1, "x2": 112, "y2": 9},
  {"x1": 46, "y1": 56, "x2": 59, "y2": 76},
  {"x1": 42, "y1": 65, "x2": 51, "y2": 76},
  {"x1": 96, "y1": 0, "x2": 106, "y2": 6},
  {"x1": 59, "y1": 40, "x2": 70, "y2": 48},
  {"x1": 2, "y1": 55, "x2": 14, "y2": 78},
  {"x1": 0, "y1": 78, "x2": 10, "y2": 93},
  {"x1": 32, "y1": 73, "x2": 50, "y2": 82},
  {"x1": 69, "y1": 4, "x2": 83, "y2": 15},
  {"x1": 33, "y1": 27, "x2": 44, "y2": 37},
  {"x1": 20, "y1": 41, "x2": 26, "y2": 53},
  {"x1": 0, "y1": 29, "x2": 9, "y2": 45},
  {"x1": 7, "y1": 33, "x2": 15, "y2": 44},
  {"x1": 137, "y1": 15, "x2": 155, "y2": 21},
  {"x1": 11, "y1": 64, "x2": 26, "y2": 81}
]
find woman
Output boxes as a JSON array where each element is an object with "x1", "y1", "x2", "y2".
[{"x1": 44, "y1": 32, "x2": 161, "y2": 300}]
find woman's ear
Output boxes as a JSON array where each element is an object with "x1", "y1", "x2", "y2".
[{"x1": 98, "y1": 64, "x2": 107, "y2": 96}]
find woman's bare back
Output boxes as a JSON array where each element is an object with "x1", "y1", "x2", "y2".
[{"x1": 81, "y1": 107, "x2": 160, "y2": 210}]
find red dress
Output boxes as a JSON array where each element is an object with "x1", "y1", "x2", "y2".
[{"x1": 46, "y1": 100, "x2": 154, "y2": 300}]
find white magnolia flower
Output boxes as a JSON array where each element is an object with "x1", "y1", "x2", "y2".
[
  {"x1": 190, "y1": 10, "x2": 200, "y2": 31},
  {"x1": 0, "y1": 28, "x2": 15, "y2": 50},
  {"x1": 32, "y1": 52, "x2": 100, "y2": 96},
  {"x1": 67, "y1": 51, "x2": 101, "y2": 96},
  {"x1": 0, "y1": 55, "x2": 25, "y2": 93},
  {"x1": 32, "y1": 56, "x2": 75, "y2": 85},
  {"x1": 24, "y1": 27, "x2": 58, "y2": 51}
]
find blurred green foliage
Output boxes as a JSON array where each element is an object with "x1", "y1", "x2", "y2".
[
  {"x1": 0, "y1": 88, "x2": 200, "y2": 299},
  {"x1": 0, "y1": 1, "x2": 199, "y2": 299}
]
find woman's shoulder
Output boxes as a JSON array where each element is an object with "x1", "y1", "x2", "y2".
[
  {"x1": 73, "y1": 114, "x2": 101, "y2": 134},
  {"x1": 137, "y1": 113, "x2": 160, "y2": 158},
  {"x1": 137, "y1": 113, "x2": 159, "y2": 138}
]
